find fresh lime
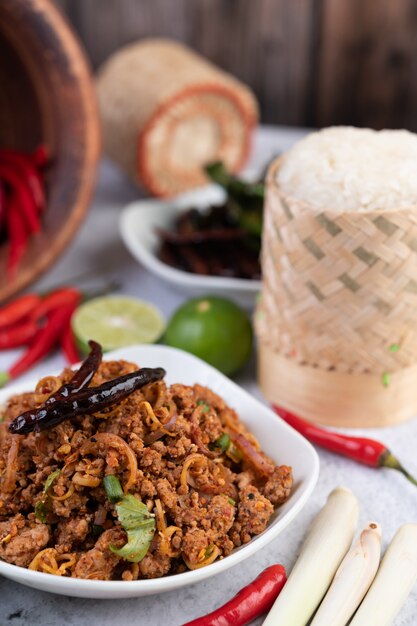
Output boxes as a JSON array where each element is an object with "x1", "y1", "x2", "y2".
[
  {"x1": 72, "y1": 296, "x2": 165, "y2": 353},
  {"x1": 164, "y1": 296, "x2": 252, "y2": 376}
]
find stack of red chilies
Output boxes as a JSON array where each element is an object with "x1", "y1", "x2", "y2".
[
  {"x1": 0, "y1": 145, "x2": 48, "y2": 277},
  {"x1": 0, "y1": 287, "x2": 81, "y2": 387}
]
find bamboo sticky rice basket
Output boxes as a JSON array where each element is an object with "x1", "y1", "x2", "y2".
[{"x1": 256, "y1": 157, "x2": 417, "y2": 427}]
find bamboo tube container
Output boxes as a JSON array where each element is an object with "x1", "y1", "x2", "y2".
[
  {"x1": 96, "y1": 39, "x2": 258, "y2": 197},
  {"x1": 256, "y1": 157, "x2": 417, "y2": 427}
]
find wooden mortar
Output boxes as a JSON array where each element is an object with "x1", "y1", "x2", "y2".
[{"x1": 0, "y1": 0, "x2": 100, "y2": 302}]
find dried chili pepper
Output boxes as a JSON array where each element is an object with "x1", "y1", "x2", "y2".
[
  {"x1": 183, "y1": 564, "x2": 287, "y2": 626},
  {"x1": 46, "y1": 340, "x2": 102, "y2": 404},
  {"x1": 9, "y1": 366, "x2": 166, "y2": 434},
  {"x1": 275, "y1": 406, "x2": 417, "y2": 487},
  {"x1": 0, "y1": 293, "x2": 41, "y2": 328},
  {"x1": 0, "y1": 302, "x2": 78, "y2": 387}
]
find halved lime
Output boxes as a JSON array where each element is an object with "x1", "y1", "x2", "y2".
[{"x1": 72, "y1": 296, "x2": 165, "y2": 353}]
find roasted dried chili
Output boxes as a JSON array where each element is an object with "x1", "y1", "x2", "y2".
[
  {"x1": 46, "y1": 339, "x2": 102, "y2": 403},
  {"x1": 9, "y1": 366, "x2": 166, "y2": 434},
  {"x1": 275, "y1": 406, "x2": 417, "y2": 487},
  {"x1": 182, "y1": 564, "x2": 287, "y2": 626}
]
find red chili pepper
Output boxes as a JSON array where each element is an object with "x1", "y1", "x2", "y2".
[
  {"x1": 0, "y1": 150, "x2": 45, "y2": 212},
  {"x1": 6, "y1": 194, "x2": 29, "y2": 278},
  {"x1": 32, "y1": 287, "x2": 81, "y2": 321},
  {"x1": 0, "y1": 181, "x2": 6, "y2": 231},
  {"x1": 0, "y1": 293, "x2": 41, "y2": 328},
  {"x1": 0, "y1": 161, "x2": 40, "y2": 234},
  {"x1": 61, "y1": 322, "x2": 80, "y2": 365},
  {"x1": 182, "y1": 564, "x2": 287, "y2": 626},
  {"x1": 0, "y1": 318, "x2": 40, "y2": 350},
  {"x1": 32, "y1": 144, "x2": 49, "y2": 169},
  {"x1": 274, "y1": 406, "x2": 417, "y2": 487},
  {"x1": 0, "y1": 302, "x2": 78, "y2": 386}
]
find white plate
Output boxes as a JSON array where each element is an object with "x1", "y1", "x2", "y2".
[
  {"x1": 119, "y1": 186, "x2": 261, "y2": 309},
  {"x1": 0, "y1": 345, "x2": 319, "y2": 598}
]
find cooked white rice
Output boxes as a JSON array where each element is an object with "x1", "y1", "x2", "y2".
[{"x1": 277, "y1": 126, "x2": 417, "y2": 211}]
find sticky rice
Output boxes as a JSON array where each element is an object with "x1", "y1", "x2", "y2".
[{"x1": 277, "y1": 126, "x2": 417, "y2": 212}]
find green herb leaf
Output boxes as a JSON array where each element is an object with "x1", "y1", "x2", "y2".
[
  {"x1": 228, "y1": 497, "x2": 236, "y2": 506},
  {"x1": 115, "y1": 495, "x2": 154, "y2": 531},
  {"x1": 34, "y1": 499, "x2": 49, "y2": 523},
  {"x1": 214, "y1": 433, "x2": 231, "y2": 452},
  {"x1": 104, "y1": 476, "x2": 155, "y2": 563},
  {"x1": 197, "y1": 400, "x2": 210, "y2": 413},
  {"x1": 389, "y1": 343, "x2": 400, "y2": 353},
  {"x1": 382, "y1": 372, "x2": 391, "y2": 388},
  {"x1": 103, "y1": 475, "x2": 124, "y2": 504},
  {"x1": 110, "y1": 495, "x2": 155, "y2": 563},
  {"x1": 44, "y1": 470, "x2": 61, "y2": 494},
  {"x1": 110, "y1": 520, "x2": 155, "y2": 563}
]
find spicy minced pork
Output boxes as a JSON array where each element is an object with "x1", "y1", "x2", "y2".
[{"x1": 0, "y1": 359, "x2": 292, "y2": 580}]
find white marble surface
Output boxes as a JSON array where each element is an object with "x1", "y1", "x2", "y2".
[{"x1": 1, "y1": 126, "x2": 417, "y2": 625}]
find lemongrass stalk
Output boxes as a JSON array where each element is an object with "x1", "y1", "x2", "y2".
[
  {"x1": 350, "y1": 523, "x2": 417, "y2": 626},
  {"x1": 310, "y1": 522, "x2": 381, "y2": 626},
  {"x1": 263, "y1": 487, "x2": 359, "y2": 626}
]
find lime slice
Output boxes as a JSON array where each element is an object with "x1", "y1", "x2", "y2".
[
  {"x1": 164, "y1": 296, "x2": 253, "y2": 376},
  {"x1": 72, "y1": 296, "x2": 165, "y2": 353}
]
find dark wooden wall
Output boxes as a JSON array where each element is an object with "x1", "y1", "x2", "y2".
[{"x1": 55, "y1": 0, "x2": 417, "y2": 131}]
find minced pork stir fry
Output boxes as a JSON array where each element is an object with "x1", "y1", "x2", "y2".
[{"x1": 0, "y1": 343, "x2": 292, "y2": 580}]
